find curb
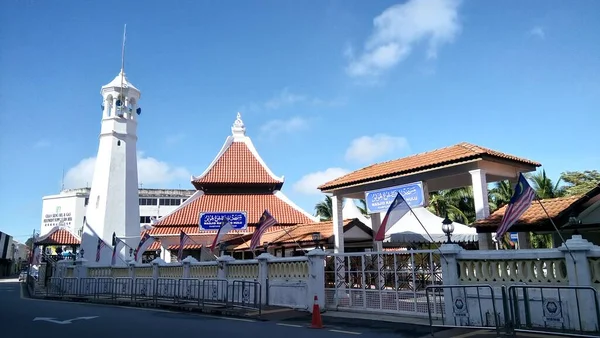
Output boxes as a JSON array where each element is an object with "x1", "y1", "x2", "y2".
[{"x1": 280, "y1": 311, "x2": 447, "y2": 336}]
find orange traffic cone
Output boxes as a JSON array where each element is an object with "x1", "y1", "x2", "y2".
[{"x1": 310, "y1": 295, "x2": 324, "y2": 329}]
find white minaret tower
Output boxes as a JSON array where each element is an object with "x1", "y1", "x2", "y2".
[{"x1": 80, "y1": 25, "x2": 142, "y2": 265}]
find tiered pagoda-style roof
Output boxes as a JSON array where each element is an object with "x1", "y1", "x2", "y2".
[{"x1": 150, "y1": 113, "x2": 316, "y2": 241}]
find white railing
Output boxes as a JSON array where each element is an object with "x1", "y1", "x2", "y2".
[
  {"x1": 49, "y1": 250, "x2": 327, "y2": 313},
  {"x1": 438, "y1": 235, "x2": 600, "y2": 334}
]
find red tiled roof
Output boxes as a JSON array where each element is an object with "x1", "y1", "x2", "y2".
[
  {"x1": 193, "y1": 142, "x2": 282, "y2": 187},
  {"x1": 473, "y1": 195, "x2": 581, "y2": 231},
  {"x1": 168, "y1": 243, "x2": 204, "y2": 250},
  {"x1": 154, "y1": 193, "x2": 314, "y2": 228},
  {"x1": 319, "y1": 142, "x2": 541, "y2": 191},
  {"x1": 146, "y1": 241, "x2": 161, "y2": 251},
  {"x1": 233, "y1": 219, "x2": 358, "y2": 250},
  {"x1": 35, "y1": 228, "x2": 80, "y2": 246}
]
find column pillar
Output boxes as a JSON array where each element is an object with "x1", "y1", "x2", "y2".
[
  {"x1": 438, "y1": 243, "x2": 463, "y2": 325},
  {"x1": 558, "y1": 236, "x2": 595, "y2": 331},
  {"x1": 470, "y1": 169, "x2": 493, "y2": 250},
  {"x1": 256, "y1": 253, "x2": 273, "y2": 305},
  {"x1": 307, "y1": 249, "x2": 326, "y2": 312},
  {"x1": 216, "y1": 254, "x2": 234, "y2": 279},
  {"x1": 332, "y1": 194, "x2": 345, "y2": 253},
  {"x1": 370, "y1": 213, "x2": 383, "y2": 251}
]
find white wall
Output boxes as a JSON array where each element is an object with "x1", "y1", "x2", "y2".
[
  {"x1": 40, "y1": 190, "x2": 194, "y2": 236},
  {"x1": 40, "y1": 192, "x2": 86, "y2": 236}
]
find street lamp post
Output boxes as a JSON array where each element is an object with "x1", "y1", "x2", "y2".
[
  {"x1": 441, "y1": 215, "x2": 455, "y2": 244},
  {"x1": 312, "y1": 232, "x2": 322, "y2": 250}
]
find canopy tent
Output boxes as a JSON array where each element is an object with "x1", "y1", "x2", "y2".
[
  {"x1": 385, "y1": 207, "x2": 478, "y2": 244},
  {"x1": 342, "y1": 199, "x2": 371, "y2": 226}
]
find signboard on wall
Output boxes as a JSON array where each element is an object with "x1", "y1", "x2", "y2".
[
  {"x1": 199, "y1": 212, "x2": 248, "y2": 230},
  {"x1": 42, "y1": 206, "x2": 73, "y2": 228},
  {"x1": 364, "y1": 182, "x2": 425, "y2": 214}
]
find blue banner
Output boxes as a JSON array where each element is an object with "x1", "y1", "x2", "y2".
[
  {"x1": 364, "y1": 182, "x2": 425, "y2": 213},
  {"x1": 510, "y1": 233, "x2": 519, "y2": 241},
  {"x1": 199, "y1": 212, "x2": 248, "y2": 230}
]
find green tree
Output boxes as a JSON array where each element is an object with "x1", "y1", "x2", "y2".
[
  {"x1": 527, "y1": 169, "x2": 565, "y2": 199},
  {"x1": 25, "y1": 237, "x2": 35, "y2": 248},
  {"x1": 560, "y1": 170, "x2": 600, "y2": 196},
  {"x1": 427, "y1": 187, "x2": 475, "y2": 224},
  {"x1": 356, "y1": 199, "x2": 369, "y2": 216},
  {"x1": 488, "y1": 180, "x2": 513, "y2": 211},
  {"x1": 315, "y1": 195, "x2": 333, "y2": 221}
]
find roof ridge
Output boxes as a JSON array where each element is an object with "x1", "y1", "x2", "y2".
[{"x1": 192, "y1": 114, "x2": 284, "y2": 185}]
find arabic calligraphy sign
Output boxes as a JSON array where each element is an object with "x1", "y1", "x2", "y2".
[
  {"x1": 199, "y1": 212, "x2": 248, "y2": 230},
  {"x1": 364, "y1": 182, "x2": 425, "y2": 213}
]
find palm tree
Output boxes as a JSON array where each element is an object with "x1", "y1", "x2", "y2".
[
  {"x1": 427, "y1": 187, "x2": 475, "y2": 224},
  {"x1": 488, "y1": 180, "x2": 513, "y2": 212},
  {"x1": 315, "y1": 195, "x2": 333, "y2": 221},
  {"x1": 527, "y1": 169, "x2": 565, "y2": 199},
  {"x1": 356, "y1": 199, "x2": 369, "y2": 216}
]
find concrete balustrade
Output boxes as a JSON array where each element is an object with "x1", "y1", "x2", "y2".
[{"x1": 51, "y1": 249, "x2": 327, "y2": 313}]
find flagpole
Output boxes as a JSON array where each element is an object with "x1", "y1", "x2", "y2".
[
  {"x1": 534, "y1": 198, "x2": 576, "y2": 260},
  {"x1": 278, "y1": 226, "x2": 308, "y2": 253},
  {"x1": 405, "y1": 207, "x2": 449, "y2": 265}
]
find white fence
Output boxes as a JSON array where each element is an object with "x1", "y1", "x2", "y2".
[{"x1": 51, "y1": 251, "x2": 326, "y2": 313}]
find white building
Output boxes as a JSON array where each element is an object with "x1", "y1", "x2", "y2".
[{"x1": 40, "y1": 188, "x2": 195, "y2": 237}]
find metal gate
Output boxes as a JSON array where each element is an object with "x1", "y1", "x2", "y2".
[{"x1": 325, "y1": 250, "x2": 443, "y2": 316}]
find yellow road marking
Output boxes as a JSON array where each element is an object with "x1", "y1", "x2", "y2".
[{"x1": 329, "y1": 329, "x2": 362, "y2": 335}]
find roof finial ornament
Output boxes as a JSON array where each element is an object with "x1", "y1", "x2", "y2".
[{"x1": 231, "y1": 112, "x2": 246, "y2": 138}]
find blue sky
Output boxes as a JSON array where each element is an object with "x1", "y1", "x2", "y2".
[{"x1": 1, "y1": 0, "x2": 599, "y2": 241}]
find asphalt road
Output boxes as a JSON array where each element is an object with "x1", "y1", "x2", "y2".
[{"x1": 0, "y1": 279, "x2": 422, "y2": 338}]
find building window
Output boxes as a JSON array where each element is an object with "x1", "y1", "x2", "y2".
[
  {"x1": 84, "y1": 198, "x2": 89, "y2": 206},
  {"x1": 140, "y1": 216, "x2": 152, "y2": 224},
  {"x1": 139, "y1": 198, "x2": 158, "y2": 206},
  {"x1": 159, "y1": 198, "x2": 182, "y2": 206}
]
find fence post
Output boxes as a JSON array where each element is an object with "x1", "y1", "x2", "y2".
[
  {"x1": 439, "y1": 243, "x2": 462, "y2": 325},
  {"x1": 74, "y1": 258, "x2": 88, "y2": 279},
  {"x1": 307, "y1": 249, "x2": 326, "y2": 312},
  {"x1": 217, "y1": 255, "x2": 235, "y2": 279},
  {"x1": 151, "y1": 257, "x2": 165, "y2": 281},
  {"x1": 558, "y1": 235, "x2": 596, "y2": 331},
  {"x1": 257, "y1": 252, "x2": 273, "y2": 305},
  {"x1": 128, "y1": 261, "x2": 136, "y2": 279},
  {"x1": 182, "y1": 256, "x2": 198, "y2": 279}
]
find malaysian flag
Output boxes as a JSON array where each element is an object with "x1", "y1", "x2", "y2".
[
  {"x1": 96, "y1": 237, "x2": 107, "y2": 262},
  {"x1": 111, "y1": 232, "x2": 122, "y2": 265},
  {"x1": 250, "y1": 210, "x2": 278, "y2": 251},
  {"x1": 177, "y1": 230, "x2": 192, "y2": 261},
  {"x1": 495, "y1": 173, "x2": 536, "y2": 240},
  {"x1": 209, "y1": 218, "x2": 234, "y2": 251},
  {"x1": 134, "y1": 233, "x2": 156, "y2": 262},
  {"x1": 374, "y1": 192, "x2": 411, "y2": 241}
]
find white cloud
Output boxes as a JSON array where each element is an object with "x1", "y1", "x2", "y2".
[
  {"x1": 293, "y1": 168, "x2": 350, "y2": 195},
  {"x1": 345, "y1": 134, "x2": 410, "y2": 163},
  {"x1": 528, "y1": 26, "x2": 545, "y2": 39},
  {"x1": 260, "y1": 117, "x2": 310, "y2": 137},
  {"x1": 346, "y1": 0, "x2": 462, "y2": 77},
  {"x1": 63, "y1": 152, "x2": 191, "y2": 189}
]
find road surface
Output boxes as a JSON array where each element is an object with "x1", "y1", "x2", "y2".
[{"x1": 0, "y1": 279, "x2": 425, "y2": 337}]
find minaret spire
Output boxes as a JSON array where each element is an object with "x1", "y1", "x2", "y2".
[
  {"x1": 120, "y1": 24, "x2": 127, "y2": 92},
  {"x1": 121, "y1": 24, "x2": 127, "y2": 73}
]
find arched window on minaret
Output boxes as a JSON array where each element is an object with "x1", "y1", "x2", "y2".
[
  {"x1": 115, "y1": 94, "x2": 125, "y2": 117},
  {"x1": 128, "y1": 97, "x2": 137, "y2": 119},
  {"x1": 105, "y1": 95, "x2": 113, "y2": 117}
]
